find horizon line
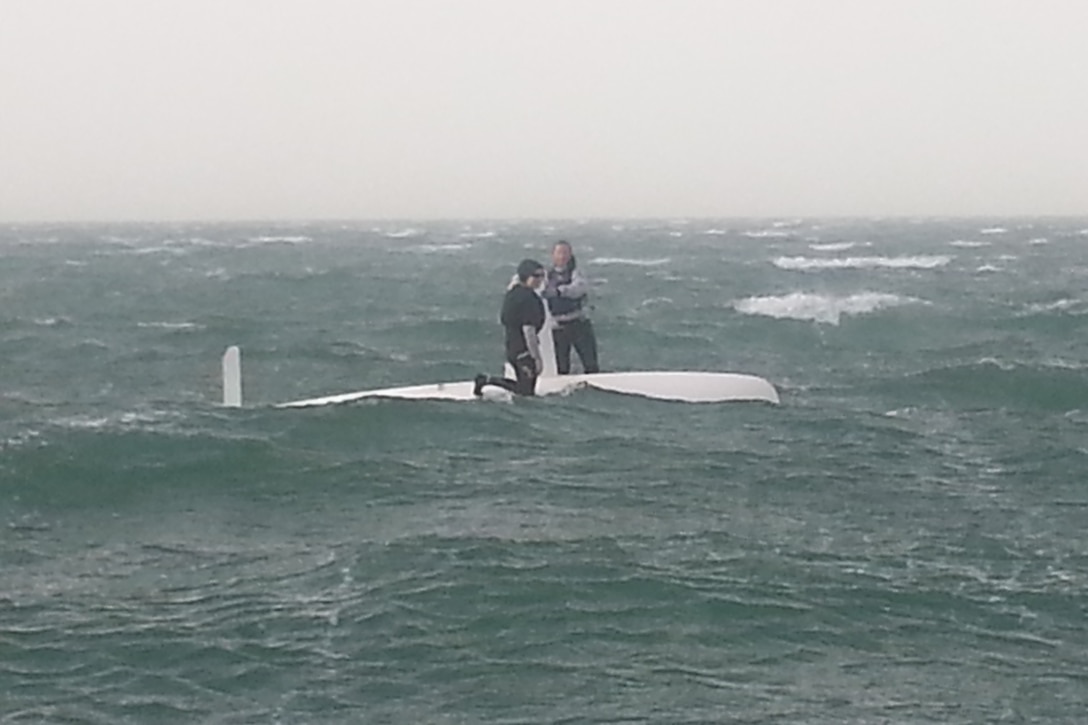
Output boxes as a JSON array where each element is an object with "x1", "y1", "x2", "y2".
[{"x1": 4, "y1": 213, "x2": 1087, "y2": 227}]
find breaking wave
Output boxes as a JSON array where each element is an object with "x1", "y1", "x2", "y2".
[
  {"x1": 773, "y1": 255, "x2": 951, "y2": 271},
  {"x1": 733, "y1": 291, "x2": 916, "y2": 325}
]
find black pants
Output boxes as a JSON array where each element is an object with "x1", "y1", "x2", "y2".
[
  {"x1": 484, "y1": 352, "x2": 538, "y2": 396},
  {"x1": 553, "y1": 318, "x2": 599, "y2": 374}
]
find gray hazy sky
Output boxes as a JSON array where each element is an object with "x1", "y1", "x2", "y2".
[{"x1": 2, "y1": 0, "x2": 1086, "y2": 222}]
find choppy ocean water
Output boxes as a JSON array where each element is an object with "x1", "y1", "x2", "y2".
[{"x1": 2, "y1": 218, "x2": 1088, "y2": 724}]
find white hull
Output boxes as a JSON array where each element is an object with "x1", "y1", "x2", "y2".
[{"x1": 274, "y1": 370, "x2": 779, "y2": 408}]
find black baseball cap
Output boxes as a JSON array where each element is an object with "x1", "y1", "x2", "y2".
[{"x1": 516, "y1": 258, "x2": 544, "y2": 281}]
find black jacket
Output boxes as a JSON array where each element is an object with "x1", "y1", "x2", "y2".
[{"x1": 500, "y1": 285, "x2": 545, "y2": 359}]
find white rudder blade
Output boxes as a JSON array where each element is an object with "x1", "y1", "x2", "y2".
[{"x1": 222, "y1": 345, "x2": 242, "y2": 407}]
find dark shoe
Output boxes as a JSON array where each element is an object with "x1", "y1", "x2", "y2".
[{"x1": 473, "y1": 374, "x2": 488, "y2": 397}]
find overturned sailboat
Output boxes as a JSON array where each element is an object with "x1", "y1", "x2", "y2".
[{"x1": 221, "y1": 305, "x2": 779, "y2": 408}]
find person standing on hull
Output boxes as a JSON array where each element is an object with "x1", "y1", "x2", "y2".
[
  {"x1": 474, "y1": 259, "x2": 547, "y2": 397},
  {"x1": 543, "y1": 240, "x2": 599, "y2": 374}
]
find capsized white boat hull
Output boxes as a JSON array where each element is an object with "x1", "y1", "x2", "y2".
[
  {"x1": 272, "y1": 370, "x2": 778, "y2": 407},
  {"x1": 571, "y1": 371, "x2": 779, "y2": 404}
]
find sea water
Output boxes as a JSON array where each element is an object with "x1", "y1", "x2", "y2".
[{"x1": 2, "y1": 218, "x2": 1087, "y2": 723}]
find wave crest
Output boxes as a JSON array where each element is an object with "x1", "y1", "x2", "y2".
[
  {"x1": 773, "y1": 255, "x2": 951, "y2": 271},
  {"x1": 734, "y1": 291, "x2": 914, "y2": 325}
]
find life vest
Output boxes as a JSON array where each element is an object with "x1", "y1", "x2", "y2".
[{"x1": 546, "y1": 265, "x2": 584, "y2": 318}]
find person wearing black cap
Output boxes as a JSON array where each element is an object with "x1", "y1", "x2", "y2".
[{"x1": 473, "y1": 259, "x2": 547, "y2": 397}]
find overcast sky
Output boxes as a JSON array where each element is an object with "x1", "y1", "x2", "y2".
[{"x1": 2, "y1": 0, "x2": 1086, "y2": 222}]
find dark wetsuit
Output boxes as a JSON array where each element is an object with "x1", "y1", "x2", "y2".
[{"x1": 476, "y1": 284, "x2": 546, "y2": 396}]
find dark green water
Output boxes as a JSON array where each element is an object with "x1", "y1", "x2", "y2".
[{"x1": 3, "y1": 219, "x2": 1087, "y2": 723}]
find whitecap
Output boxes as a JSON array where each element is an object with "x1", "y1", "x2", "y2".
[
  {"x1": 33, "y1": 316, "x2": 72, "y2": 327},
  {"x1": 137, "y1": 321, "x2": 203, "y2": 331},
  {"x1": 590, "y1": 257, "x2": 671, "y2": 267},
  {"x1": 1, "y1": 429, "x2": 42, "y2": 452},
  {"x1": 415, "y1": 243, "x2": 471, "y2": 253},
  {"x1": 384, "y1": 228, "x2": 423, "y2": 239},
  {"x1": 246, "y1": 235, "x2": 312, "y2": 244},
  {"x1": 126, "y1": 245, "x2": 187, "y2": 256},
  {"x1": 808, "y1": 242, "x2": 857, "y2": 252},
  {"x1": 773, "y1": 255, "x2": 951, "y2": 271},
  {"x1": 1023, "y1": 299, "x2": 1086, "y2": 315},
  {"x1": 733, "y1": 291, "x2": 916, "y2": 325},
  {"x1": 53, "y1": 415, "x2": 112, "y2": 430}
]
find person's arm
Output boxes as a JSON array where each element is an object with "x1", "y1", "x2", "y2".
[
  {"x1": 518, "y1": 291, "x2": 545, "y2": 373},
  {"x1": 521, "y1": 325, "x2": 542, "y2": 372},
  {"x1": 558, "y1": 268, "x2": 589, "y2": 299}
]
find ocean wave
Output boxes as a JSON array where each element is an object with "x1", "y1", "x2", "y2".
[
  {"x1": 733, "y1": 291, "x2": 916, "y2": 325},
  {"x1": 48, "y1": 408, "x2": 188, "y2": 432},
  {"x1": 384, "y1": 228, "x2": 424, "y2": 239},
  {"x1": 743, "y1": 230, "x2": 790, "y2": 238},
  {"x1": 410, "y1": 243, "x2": 473, "y2": 253},
  {"x1": 1022, "y1": 298, "x2": 1088, "y2": 316},
  {"x1": 122, "y1": 245, "x2": 188, "y2": 256},
  {"x1": 246, "y1": 236, "x2": 313, "y2": 244},
  {"x1": 590, "y1": 257, "x2": 671, "y2": 267},
  {"x1": 32, "y1": 317, "x2": 73, "y2": 327},
  {"x1": 773, "y1": 255, "x2": 951, "y2": 271},
  {"x1": 136, "y1": 321, "x2": 204, "y2": 331},
  {"x1": 1, "y1": 428, "x2": 42, "y2": 452},
  {"x1": 808, "y1": 242, "x2": 858, "y2": 252},
  {"x1": 894, "y1": 360, "x2": 1088, "y2": 412}
]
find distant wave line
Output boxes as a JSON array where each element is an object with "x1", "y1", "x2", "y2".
[
  {"x1": 773, "y1": 255, "x2": 951, "y2": 270},
  {"x1": 808, "y1": 242, "x2": 859, "y2": 252},
  {"x1": 590, "y1": 257, "x2": 671, "y2": 266}
]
